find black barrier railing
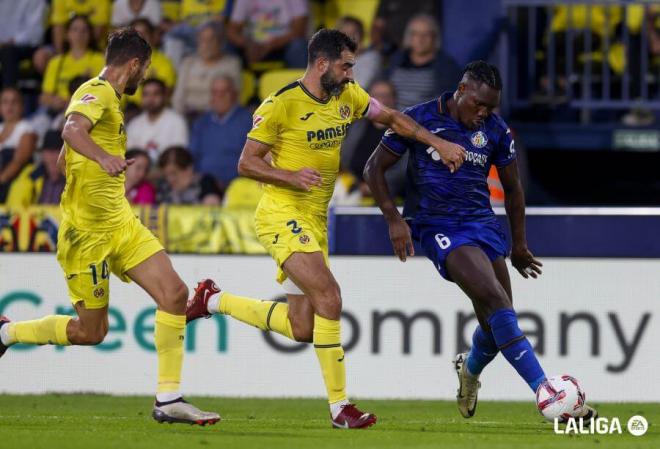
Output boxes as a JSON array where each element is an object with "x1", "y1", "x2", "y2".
[{"x1": 503, "y1": 0, "x2": 660, "y2": 115}]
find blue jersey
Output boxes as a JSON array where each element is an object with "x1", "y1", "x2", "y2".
[{"x1": 381, "y1": 92, "x2": 516, "y2": 224}]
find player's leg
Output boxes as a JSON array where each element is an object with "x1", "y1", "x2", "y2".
[
  {"x1": 0, "y1": 303, "x2": 108, "y2": 353},
  {"x1": 124, "y1": 249, "x2": 220, "y2": 425},
  {"x1": 282, "y1": 252, "x2": 376, "y2": 429},
  {"x1": 186, "y1": 280, "x2": 316, "y2": 342},
  {"x1": 447, "y1": 246, "x2": 546, "y2": 393},
  {"x1": 0, "y1": 229, "x2": 112, "y2": 353},
  {"x1": 460, "y1": 256, "x2": 513, "y2": 379},
  {"x1": 490, "y1": 255, "x2": 598, "y2": 419}
]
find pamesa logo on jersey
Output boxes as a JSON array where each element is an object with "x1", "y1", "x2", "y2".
[{"x1": 470, "y1": 131, "x2": 488, "y2": 148}]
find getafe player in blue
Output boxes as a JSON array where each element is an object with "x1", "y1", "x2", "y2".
[{"x1": 364, "y1": 61, "x2": 598, "y2": 419}]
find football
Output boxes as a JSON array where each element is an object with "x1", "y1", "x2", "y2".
[{"x1": 536, "y1": 375, "x2": 586, "y2": 422}]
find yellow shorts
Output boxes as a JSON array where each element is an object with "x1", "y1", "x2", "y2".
[
  {"x1": 56, "y1": 215, "x2": 164, "y2": 309},
  {"x1": 255, "y1": 202, "x2": 328, "y2": 284}
]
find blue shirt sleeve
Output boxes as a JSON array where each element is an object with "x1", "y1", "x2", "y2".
[{"x1": 491, "y1": 116, "x2": 517, "y2": 167}]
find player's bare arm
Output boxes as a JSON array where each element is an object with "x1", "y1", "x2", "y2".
[
  {"x1": 62, "y1": 113, "x2": 134, "y2": 177},
  {"x1": 497, "y1": 160, "x2": 542, "y2": 279},
  {"x1": 237, "y1": 138, "x2": 322, "y2": 191},
  {"x1": 363, "y1": 144, "x2": 414, "y2": 262},
  {"x1": 368, "y1": 101, "x2": 467, "y2": 173}
]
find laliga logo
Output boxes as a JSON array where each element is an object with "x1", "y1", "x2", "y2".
[{"x1": 554, "y1": 415, "x2": 648, "y2": 436}]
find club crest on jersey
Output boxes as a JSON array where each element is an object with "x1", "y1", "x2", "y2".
[
  {"x1": 79, "y1": 94, "x2": 97, "y2": 104},
  {"x1": 339, "y1": 104, "x2": 351, "y2": 120},
  {"x1": 299, "y1": 234, "x2": 310, "y2": 244},
  {"x1": 252, "y1": 115, "x2": 264, "y2": 129},
  {"x1": 470, "y1": 131, "x2": 488, "y2": 148}
]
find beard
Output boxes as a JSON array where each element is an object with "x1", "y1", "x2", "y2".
[
  {"x1": 124, "y1": 80, "x2": 139, "y2": 96},
  {"x1": 320, "y1": 70, "x2": 347, "y2": 97}
]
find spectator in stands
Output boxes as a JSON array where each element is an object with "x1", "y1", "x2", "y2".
[
  {"x1": 163, "y1": 0, "x2": 227, "y2": 66},
  {"x1": 129, "y1": 18, "x2": 177, "y2": 98},
  {"x1": 157, "y1": 146, "x2": 223, "y2": 205},
  {"x1": 375, "y1": 0, "x2": 440, "y2": 49},
  {"x1": 383, "y1": 14, "x2": 461, "y2": 110},
  {"x1": 0, "y1": 0, "x2": 47, "y2": 89},
  {"x1": 340, "y1": 80, "x2": 406, "y2": 200},
  {"x1": 112, "y1": 0, "x2": 163, "y2": 28},
  {"x1": 226, "y1": 0, "x2": 308, "y2": 68},
  {"x1": 0, "y1": 87, "x2": 37, "y2": 202},
  {"x1": 172, "y1": 21, "x2": 242, "y2": 119},
  {"x1": 6, "y1": 130, "x2": 65, "y2": 207},
  {"x1": 125, "y1": 149, "x2": 156, "y2": 205},
  {"x1": 39, "y1": 16, "x2": 105, "y2": 115},
  {"x1": 50, "y1": 0, "x2": 111, "y2": 53},
  {"x1": 127, "y1": 79, "x2": 189, "y2": 163},
  {"x1": 336, "y1": 16, "x2": 382, "y2": 89},
  {"x1": 189, "y1": 76, "x2": 252, "y2": 190}
]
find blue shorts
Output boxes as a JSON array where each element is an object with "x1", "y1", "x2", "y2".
[{"x1": 411, "y1": 218, "x2": 509, "y2": 282}]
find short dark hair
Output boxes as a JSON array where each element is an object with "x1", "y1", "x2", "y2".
[
  {"x1": 142, "y1": 78, "x2": 166, "y2": 93},
  {"x1": 129, "y1": 17, "x2": 155, "y2": 35},
  {"x1": 337, "y1": 15, "x2": 365, "y2": 41},
  {"x1": 159, "y1": 146, "x2": 193, "y2": 169},
  {"x1": 307, "y1": 28, "x2": 357, "y2": 65},
  {"x1": 126, "y1": 148, "x2": 151, "y2": 163},
  {"x1": 463, "y1": 61, "x2": 502, "y2": 90},
  {"x1": 106, "y1": 27, "x2": 152, "y2": 66},
  {"x1": 65, "y1": 15, "x2": 97, "y2": 52}
]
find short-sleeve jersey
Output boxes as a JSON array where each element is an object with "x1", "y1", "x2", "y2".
[
  {"x1": 41, "y1": 51, "x2": 105, "y2": 99},
  {"x1": 247, "y1": 80, "x2": 370, "y2": 215},
  {"x1": 381, "y1": 92, "x2": 516, "y2": 223},
  {"x1": 60, "y1": 77, "x2": 133, "y2": 231},
  {"x1": 51, "y1": 0, "x2": 111, "y2": 26}
]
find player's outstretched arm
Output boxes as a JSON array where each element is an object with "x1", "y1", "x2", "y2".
[
  {"x1": 62, "y1": 114, "x2": 133, "y2": 177},
  {"x1": 367, "y1": 100, "x2": 467, "y2": 173},
  {"x1": 498, "y1": 160, "x2": 543, "y2": 279},
  {"x1": 363, "y1": 144, "x2": 414, "y2": 262},
  {"x1": 237, "y1": 138, "x2": 322, "y2": 191}
]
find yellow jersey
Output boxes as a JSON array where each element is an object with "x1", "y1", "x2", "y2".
[
  {"x1": 51, "y1": 0, "x2": 111, "y2": 26},
  {"x1": 42, "y1": 51, "x2": 105, "y2": 99},
  {"x1": 248, "y1": 80, "x2": 370, "y2": 216},
  {"x1": 181, "y1": 0, "x2": 226, "y2": 26},
  {"x1": 61, "y1": 77, "x2": 133, "y2": 231}
]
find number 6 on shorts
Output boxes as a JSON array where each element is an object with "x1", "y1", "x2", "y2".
[{"x1": 435, "y1": 233, "x2": 451, "y2": 249}]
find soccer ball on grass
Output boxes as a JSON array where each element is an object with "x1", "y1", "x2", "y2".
[{"x1": 535, "y1": 375, "x2": 585, "y2": 422}]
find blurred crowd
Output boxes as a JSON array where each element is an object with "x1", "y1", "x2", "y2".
[{"x1": 0, "y1": 0, "x2": 508, "y2": 210}]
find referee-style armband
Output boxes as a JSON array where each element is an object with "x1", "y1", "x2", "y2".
[{"x1": 365, "y1": 97, "x2": 384, "y2": 120}]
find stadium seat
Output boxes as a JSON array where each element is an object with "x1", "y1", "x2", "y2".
[
  {"x1": 223, "y1": 177, "x2": 263, "y2": 210},
  {"x1": 258, "y1": 69, "x2": 305, "y2": 101},
  {"x1": 323, "y1": 0, "x2": 379, "y2": 46},
  {"x1": 240, "y1": 70, "x2": 256, "y2": 105}
]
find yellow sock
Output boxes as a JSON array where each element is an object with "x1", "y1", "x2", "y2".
[
  {"x1": 154, "y1": 310, "x2": 186, "y2": 393},
  {"x1": 313, "y1": 314, "x2": 347, "y2": 404},
  {"x1": 219, "y1": 292, "x2": 294, "y2": 340},
  {"x1": 8, "y1": 315, "x2": 71, "y2": 346}
]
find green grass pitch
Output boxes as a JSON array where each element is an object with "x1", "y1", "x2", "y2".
[{"x1": 0, "y1": 395, "x2": 657, "y2": 449}]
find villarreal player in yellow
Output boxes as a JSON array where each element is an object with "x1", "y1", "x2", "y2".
[
  {"x1": 0, "y1": 28, "x2": 219, "y2": 425},
  {"x1": 187, "y1": 29, "x2": 466, "y2": 428}
]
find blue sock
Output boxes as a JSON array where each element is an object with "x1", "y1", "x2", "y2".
[
  {"x1": 488, "y1": 308, "x2": 546, "y2": 392},
  {"x1": 466, "y1": 325, "x2": 498, "y2": 375}
]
